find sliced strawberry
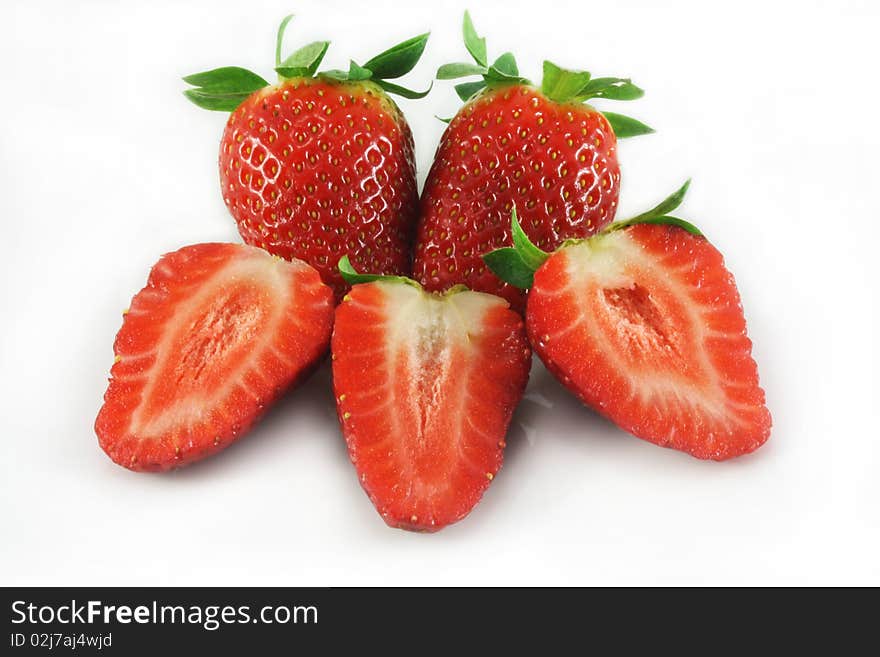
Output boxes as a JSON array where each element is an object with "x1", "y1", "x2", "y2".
[
  {"x1": 526, "y1": 224, "x2": 770, "y2": 460},
  {"x1": 331, "y1": 273, "x2": 531, "y2": 531},
  {"x1": 95, "y1": 243, "x2": 334, "y2": 471},
  {"x1": 484, "y1": 185, "x2": 771, "y2": 461}
]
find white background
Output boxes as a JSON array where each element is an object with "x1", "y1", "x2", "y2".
[{"x1": 1, "y1": 0, "x2": 877, "y2": 586}]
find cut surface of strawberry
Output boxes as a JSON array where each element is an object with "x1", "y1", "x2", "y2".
[
  {"x1": 332, "y1": 274, "x2": 531, "y2": 531},
  {"x1": 527, "y1": 224, "x2": 771, "y2": 460},
  {"x1": 484, "y1": 184, "x2": 771, "y2": 461},
  {"x1": 95, "y1": 243, "x2": 334, "y2": 471}
]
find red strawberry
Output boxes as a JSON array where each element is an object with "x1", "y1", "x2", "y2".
[
  {"x1": 95, "y1": 243, "x2": 334, "y2": 471},
  {"x1": 331, "y1": 259, "x2": 531, "y2": 531},
  {"x1": 412, "y1": 11, "x2": 653, "y2": 310},
  {"x1": 485, "y1": 183, "x2": 771, "y2": 460},
  {"x1": 184, "y1": 16, "x2": 431, "y2": 300}
]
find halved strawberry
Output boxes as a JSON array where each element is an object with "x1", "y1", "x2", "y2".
[
  {"x1": 485, "y1": 183, "x2": 771, "y2": 460},
  {"x1": 331, "y1": 259, "x2": 531, "y2": 531},
  {"x1": 95, "y1": 243, "x2": 334, "y2": 471}
]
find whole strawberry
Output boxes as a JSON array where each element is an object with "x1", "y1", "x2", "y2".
[
  {"x1": 184, "y1": 16, "x2": 431, "y2": 299},
  {"x1": 412, "y1": 11, "x2": 652, "y2": 310}
]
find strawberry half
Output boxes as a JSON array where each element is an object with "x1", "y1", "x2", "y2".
[
  {"x1": 332, "y1": 258, "x2": 531, "y2": 531},
  {"x1": 184, "y1": 16, "x2": 432, "y2": 300},
  {"x1": 95, "y1": 243, "x2": 334, "y2": 472},
  {"x1": 485, "y1": 183, "x2": 771, "y2": 460},
  {"x1": 412, "y1": 11, "x2": 653, "y2": 311}
]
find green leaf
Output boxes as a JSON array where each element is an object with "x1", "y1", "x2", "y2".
[
  {"x1": 488, "y1": 52, "x2": 519, "y2": 78},
  {"x1": 486, "y1": 53, "x2": 529, "y2": 85},
  {"x1": 319, "y1": 69, "x2": 349, "y2": 82},
  {"x1": 375, "y1": 79, "x2": 433, "y2": 99},
  {"x1": 541, "y1": 60, "x2": 591, "y2": 104},
  {"x1": 436, "y1": 115, "x2": 453, "y2": 124},
  {"x1": 182, "y1": 67, "x2": 268, "y2": 112},
  {"x1": 455, "y1": 80, "x2": 486, "y2": 102},
  {"x1": 275, "y1": 14, "x2": 295, "y2": 67},
  {"x1": 436, "y1": 62, "x2": 487, "y2": 80},
  {"x1": 347, "y1": 60, "x2": 373, "y2": 81},
  {"x1": 363, "y1": 33, "x2": 430, "y2": 80},
  {"x1": 338, "y1": 256, "x2": 416, "y2": 286},
  {"x1": 602, "y1": 111, "x2": 655, "y2": 138},
  {"x1": 510, "y1": 207, "x2": 550, "y2": 270},
  {"x1": 625, "y1": 180, "x2": 692, "y2": 222},
  {"x1": 611, "y1": 215, "x2": 703, "y2": 237},
  {"x1": 580, "y1": 77, "x2": 644, "y2": 101},
  {"x1": 276, "y1": 40, "x2": 329, "y2": 78},
  {"x1": 483, "y1": 209, "x2": 550, "y2": 289},
  {"x1": 483, "y1": 248, "x2": 536, "y2": 289},
  {"x1": 182, "y1": 67, "x2": 269, "y2": 94},
  {"x1": 462, "y1": 11, "x2": 487, "y2": 67},
  {"x1": 182, "y1": 89, "x2": 253, "y2": 112}
]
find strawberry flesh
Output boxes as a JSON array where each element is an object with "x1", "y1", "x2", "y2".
[
  {"x1": 95, "y1": 243, "x2": 334, "y2": 471},
  {"x1": 332, "y1": 281, "x2": 531, "y2": 531},
  {"x1": 527, "y1": 224, "x2": 771, "y2": 460}
]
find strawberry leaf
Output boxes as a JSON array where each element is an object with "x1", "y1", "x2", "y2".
[
  {"x1": 182, "y1": 67, "x2": 269, "y2": 93},
  {"x1": 611, "y1": 180, "x2": 702, "y2": 236},
  {"x1": 276, "y1": 40, "x2": 330, "y2": 78},
  {"x1": 347, "y1": 60, "x2": 373, "y2": 81},
  {"x1": 338, "y1": 256, "x2": 417, "y2": 287},
  {"x1": 182, "y1": 67, "x2": 269, "y2": 112},
  {"x1": 462, "y1": 11, "x2": 487, "y2": 67},
  {"x1": 375, "y1": 79, "x2": 433, "y2": 99},
  {"x1": 580, "y1": 77, "x2": 644, "y2": 101},
  {"x1": 602, "y1": 111, "x2": 655, "y2": 138},
  {"x1": 183, "y1": 89, "x2": 254, "y2": 112},
  {"x1": 625, "y1": 179, "x2": 692, "y2": 222},
  {"x1": 437, "y1": 62, "x2": 488, "y2": 80},
  {"x1": 541, "y1": 61, "x2": 591, "y2": 104},
  {"x1": 612, "y1": 215, "x2": 703, "y2": 237},
  {"x1": 485, "y1": 53, "x2": 530, "y2": 85},
  {"x1": 455, "y1": 80, "x2": 487, "y2": 102},
  {"x1": 275, "y1": 14, "x2": 296, "y2": 67},
  {"x1": 483, "y1": 248, "x2": 536, "y2": 289},
  {"x1": 511, "y1": 207, "x2": 550, "y2": 271},
  {"x1": 483, "y1": 209, "x2": 549, "y2": 289},
  {"x1": 363, "y1": 33, "x2": 430, "y2": 80}
]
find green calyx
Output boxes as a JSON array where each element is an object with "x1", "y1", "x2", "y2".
[
  {"x1": 482, "y1": 208, "x2": 550, "y2": 289},
  {"x1": 483, "y1": 180, "x2": 701, "y2": 289},
  {"x1": 319, "y1": 31, "x2": 433, "y2": 99},
  {"x1": 608, "y1": 179, "x2": 702, "y2": 235},
  {"x1": 338, "y1": 256, "x2": 421, "y2": 289},
  {"x1": 436, "y1": 11, "x2": 531, "y2": 102},
  {"x1": 436, "y1": 11, "x2": 653, "y2": 138},
  {"x1": 183, "y1": 15, "x2": 432, "y2": 112}
]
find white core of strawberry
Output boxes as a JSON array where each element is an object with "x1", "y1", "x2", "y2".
[
  {"x1": 561, "y1": 233, "x2": 736, "y2": 426},
  {"x1": 368, "y1": 282, "x2": 508, "y2": 493},
  {"x1": 127, "y1": 252, "x2": 303, "y2": 437}
]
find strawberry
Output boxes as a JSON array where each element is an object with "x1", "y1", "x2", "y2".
[
  {"x1": 485, "y1": 182, "x2": 771, "y2": 460},
  {"x1": 95, "y1": 243, "x2": 334, "y2": 472},
  {"x1": 184, "y1": 16, "x2": 431, "y2": 300},
  {"x1": 412, "y1": 11, "x2": 653, "y2": 311},
  {"x1": 331, "y1": 258, "x2": 531, "y2": 531}
]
